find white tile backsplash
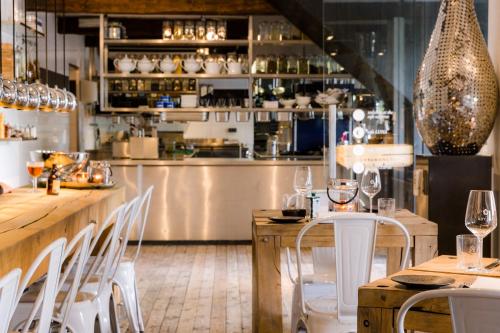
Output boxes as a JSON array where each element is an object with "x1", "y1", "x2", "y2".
[{"x1": 0, "y1": 108, "x2": 69, "y2": 188}]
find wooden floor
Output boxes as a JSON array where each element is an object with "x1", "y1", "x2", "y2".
[{"x1": 122, "y1": 244, "x2": 386, "y2": 333}]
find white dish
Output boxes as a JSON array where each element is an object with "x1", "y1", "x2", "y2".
[{"x1": 181, "y1": 95, "x2": 198, "y2": 108}]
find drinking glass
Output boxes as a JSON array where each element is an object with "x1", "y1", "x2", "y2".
[
  {"x1": 465, "y1": 190, "x2": 497, "y2": 270},
  {"x1": 361, "y1": 167, "x2": 381, "y2": 213},
  {"x1": 456, "y1": 234, "x2": 481, "y2": 270},
  {"x1": 378, "y1": 198, "x2": 395, "y2": 218},
  {"x1": 26, "y1": 161, "x2": 44, "y2": 192},
  {"x1": 294, "y1": 166, "x2": 312, "y2": 194}
]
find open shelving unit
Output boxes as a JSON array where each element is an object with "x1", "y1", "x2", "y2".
[{"x1": 98, "y1": 14, "x2": 354, "y2": 115}]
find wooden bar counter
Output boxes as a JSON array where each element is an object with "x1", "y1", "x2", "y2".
[{"x1": 0, "y1": 186, "x2": 125, "y2": 281}]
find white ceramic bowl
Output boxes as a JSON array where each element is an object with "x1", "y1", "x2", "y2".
[{"x1": 279, "y1": 99, "x2": 296, "y2": 108}]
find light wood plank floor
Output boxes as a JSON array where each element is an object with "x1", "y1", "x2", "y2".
[{"x1": 121, "y1": 245, "x2": 386, "y2": 333}]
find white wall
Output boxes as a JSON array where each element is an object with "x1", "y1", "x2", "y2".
[
  {"x1": 0, "y1": 109, "x2": 70, "y2": 187},
  {"x1": 0, "y1": 0, "x2": 85, "y2": 188}
]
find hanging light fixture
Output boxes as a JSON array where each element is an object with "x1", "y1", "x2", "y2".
[
  {"x1": 62, "y1": 0, "x2": 76, "y2": 113},
  {"x1": 53, "y1": 0, "x2": 68, "y2": 112},
  {"x1": 15, "y1": 0, "x2": 32, "y2": 111},
  {"x1": 33, "y1": 0, "x2": 52, "y2": 112},
  {"x1": 1, "y1": 0, "x2": 18, "y2": 107}
]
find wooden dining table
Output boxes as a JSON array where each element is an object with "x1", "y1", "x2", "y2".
[
  {"x1": 358, "y1": 255, "x2": 500, "y2": 332},
  {"x1": 252, "y1": 209, "x2": 438, "y2": 333},
  {"x1": 0, "y1": 186, "x2": 124, "y2": 282}
]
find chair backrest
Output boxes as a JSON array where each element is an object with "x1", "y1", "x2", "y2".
[
  {"x1": 397, "y1": 288, "x2": 500, "y2": 333},
  {"x1": 296, "y1": 213, "x2": 410, "y2": 323},
  {"x1": 113, "y1": 196, "x2": 141, "y2": 276},
  {"x1": 0, "y1": 269, "x2": 22, "y2": 333},
  {"x1": 129, "y1": 186, "x2": 153, "y2": 263},
  {"x1": 81, "y1": 203, "x2": 126, "y2": 295},
  {"x1": 56, "y1": 223, "x2": 94, "y2": 332},
  {"x1": 15, "y1": 237, "x2": 66, "y2": 333}
]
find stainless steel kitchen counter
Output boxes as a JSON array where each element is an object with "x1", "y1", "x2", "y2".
[
  {"x1": 113, "y1": 158, "x2": 328, "y2": 241},
  {"x1": 110, "y1": 158, "x2": 326, "y2": 166}
]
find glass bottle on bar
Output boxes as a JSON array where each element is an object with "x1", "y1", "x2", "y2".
[{"x1": 46, "y1": 165, "x2": 61, "y2": 196}]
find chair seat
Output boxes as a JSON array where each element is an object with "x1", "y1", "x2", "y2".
[
  {"x1": 20, "y1": 288, "x2": 95, "y2": 303},
  {"x1": 302, "y1": 281, "x2": 338, "y2": 315}
]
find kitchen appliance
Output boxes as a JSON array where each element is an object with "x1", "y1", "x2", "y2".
[
  {"x1": 414, "y1": 155, "x2": 492, "y2": 255},
  {"x1": 112, "y1": 141, "x2": 130, "y2": 158},
  {"x1": 188, "y1": 139, "x2": 247, "y2": 158},
  {"x1": 130, "y1": 137, "x2": 159, "y2": 159}
]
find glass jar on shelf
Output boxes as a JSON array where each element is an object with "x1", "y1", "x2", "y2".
[
  {"x1": 281, "y1": 22, "x2": 292, "y2": 40},
  {"x1": 238, "y1": 54, "x2": 249, "y2": 73},
  {"x1": 217, "y1": 20, "x2": 227, "y2": 40},
  {"x1": 271, "y1": 22, "x2": 283, "y2": 41},
  {"x1": 287, "y1": 55, "x2": 298, "y2": 74},
  {"x1": 206, "y1": 20, "x2": 217, "y2": 40},
  {"x1": 137, "y1": 79, "x2": 145, "y2": 91},
  {"x1": 258, "y1": 21, "x2": 270, "y2": 41},
  {"x1": 173, "y1": 20, "x2": 184, "y2": 40},
  {"x1": 162, "y1": 20, "x2": 173, "y2": 40},
  {"x1": 266, "y1": 54, "x2": 277, "y2": 74},
  {"x1": 253, "y1": 55, "x2": 267, "y2": 74},
  {"x1": 277, "y1": 55, "x2": 287, "y2": 74},
  {"x1": 298, "y1": 56, "x2": 308, "y2": 75},
  {"x1": 184, "y1": 20, "x2": 195, "y2": 40},
  {"x1": 196, "y1": 21, "x2": 206, "y2": 40},
  {"x1": 307, "y1": 55, "x2": 318, "y2": 74}
]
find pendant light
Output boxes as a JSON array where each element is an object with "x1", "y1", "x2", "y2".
[
  {"x1": 0, "y1": 0, "x2": 18, "y2": 107},
  {"x1": 34, "y1": 0, "x2": 52, "y2": 112},
  {"x1": 49, "y1": 0, "x2": 61, "y2": 111},
  {"x1": 25, "y1": 0, "x2": 40, "y2": 111},
  {"x1": 53, "y1": 0, "x2": 68, "y2": 112},
  {"x1": 30, "y1": 0, "x2": 49, "y2": 111},
  {"x1": 61, "y1": 0, "x2": 76, "y2": 112},
  {"x1": 14, "y1": 0, "x2": 31, "y2": 111}
]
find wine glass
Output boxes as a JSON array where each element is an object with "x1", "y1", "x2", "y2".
[
  {"x1": 465, "y1": 190, "x2": 497, "y2": 270},
  {"x1": 26, "y1": 161, "x2": 44, "y2": 192},
  {"x1": 361, "y1": 167, "x2": 381, "y2": 213},
  {"x1": 293, "y1": 166, "x2": 312, "y2": 209}
]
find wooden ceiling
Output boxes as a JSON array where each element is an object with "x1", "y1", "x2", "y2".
[{"x1": 28, "y1": 0, "x2": 276, "y2": 15}]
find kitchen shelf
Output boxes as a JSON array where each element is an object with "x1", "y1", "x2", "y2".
[
  {"x1": 101, "y1": 107, "x2": 331, "y2": 113},
  {"x1": 252, "y1": 73, "x2": 352, "y2": 80},
  {"x1": 104, "y1": 39, "x2": 249, "y2": 47},
  {"x1": 252, "y1": 40, "x2": 314, "y2": 46},
  {"x1": 108, "y1": 90, "x2": 197, "y2": 94},
  {"x1": 103, "y1": 73, "x2": 251, "y2": 79},
  {"x1": 102, "y1": 107, "x2": 252, "y2": 113}
]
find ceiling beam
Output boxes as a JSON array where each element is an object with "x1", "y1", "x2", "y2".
[{"x1": 27, "y1": 0, "x2": 276, "y2": 15}]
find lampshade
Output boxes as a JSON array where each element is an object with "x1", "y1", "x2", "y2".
[{"x1": 80, "y1": 80, "x2": 98, "y2": 104}]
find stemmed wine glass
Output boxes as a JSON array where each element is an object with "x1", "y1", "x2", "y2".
[
  {"x1": 361, "y1": 167, "x2": 381, "y2": 213},
  {"x1": 26, "y1": 161, "x2": 44, "y2": 192},
  {"x1": 465, "y1": 190, "x2": 497, "y2": 270},
  {"x1": 293, "y1": 166, "x2": 312, "y2": 209}
]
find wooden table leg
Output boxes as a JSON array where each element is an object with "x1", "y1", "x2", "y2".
[
  {"x1": 252, "y1": 231, "x2": 283, "y2": 333},
  {"x1": 357, "y1": 307, "x2": 393, "y2": 333},
  {"x1": 386, "y1": 248, "x2": 403, "y2": 276},
  {"x1": 413, "y1": 235, "x2": 438, "y2": 266}
]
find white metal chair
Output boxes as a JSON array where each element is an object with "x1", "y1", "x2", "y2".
[
  {"x1": 11, "y1": 223, "x2": 95, "y2": 332},
  {"x1": 397, "y1": 288, "x2": 500, "y2": 333},
  {"x1": 10, "y1": 237, "x2": 67, "y2": 333},
  {"x1": 0, "y1": 269, "x2": 22, "y2": 333},
  {"x1": 49, "y1": 202, "x2": 129, "y2": 333},
  {"x1": 113, "y1": 185, "x2": 153, "y2": 332},
  {"x1": 293, "y1": 213, "x2": 410, "y2": 333}
]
